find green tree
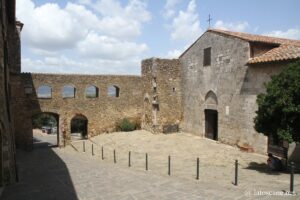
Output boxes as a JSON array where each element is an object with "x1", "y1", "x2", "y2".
[
  {"x1": 32, "y1": 113, "x2": 57, "y2": 128},
  {"x1": 116, "y1": 118, "x2": 136, "y2": 132},
  {"x1": 254, "y1": 60, "x2": 300, "y2": 143}
]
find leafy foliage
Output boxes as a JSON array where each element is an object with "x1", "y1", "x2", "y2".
[
  {"x1": 116, "y1": 118, "x2": 137, "y2": 132},
  {"x1": 32, "y1": 113, "x2": 57, "y2": 129},
  {"x1": 254, "y1": 60, "x2": 300, "y2": 143}
]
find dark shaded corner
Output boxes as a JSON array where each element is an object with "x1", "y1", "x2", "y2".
[
  {"x1": 244, "y1": 161, "x2": 300, "y2": 175},
  {"x1": 1, "y1": 142, "x2": 78, "y2": 200}
]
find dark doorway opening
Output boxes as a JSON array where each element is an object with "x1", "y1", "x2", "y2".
[
  {"x1": 205, "y1": 109, "x2": 218, "y2": 140},
  {"x1": 32, "y1": 112, "x2": 59, "y2": 147},
  {"x1": 71, "y1": 115, "x2": 88, "y2": 140}
]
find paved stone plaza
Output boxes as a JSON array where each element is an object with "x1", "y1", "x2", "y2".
[
  {"x1": 1, "y1": 132, "x2": 299, "y2": 200},
  {"x1": 72, "y1": 130, "x2": 300, "y2": 192}
]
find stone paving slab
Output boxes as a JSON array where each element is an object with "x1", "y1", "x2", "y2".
[
  {"x1": 71, "y1": 130, "x2": 300, "y2": 195},
  {"x1": 1, "y1": 145, "x2": 298, "y2": 200},
  {"x1": 1, "y1": 131, "x2": 299, "y2": 200}
]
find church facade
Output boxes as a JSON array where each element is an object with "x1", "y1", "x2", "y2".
[{"x1": 142, "y1": 29, "x2": 300, "y2": 155}]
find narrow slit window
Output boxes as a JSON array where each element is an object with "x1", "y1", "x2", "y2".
[{"x1": 203, "y1": 47, "x2": 211, "y2": 66}]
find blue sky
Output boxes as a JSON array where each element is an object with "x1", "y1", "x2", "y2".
[{"x1": 16, "y1": 0, "x2": 300, "y2": 75}]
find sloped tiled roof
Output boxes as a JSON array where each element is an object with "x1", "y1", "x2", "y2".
[
  {"x1": 208, "y1": 29, "x2": 300, "y2": 47},
  {"x1": 180, "y1": 29, "x2": 300, "y2": 64},
  {"x1": 248, "y1": 44, "x2": 300, "y2": 64},
  {"x1": 208, "y1": 29, "x2": 300, "y2": 64}
]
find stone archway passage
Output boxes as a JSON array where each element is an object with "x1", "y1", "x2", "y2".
[
  {"x1": 71, "y1": 115, "x2": 88, "y2": 140},
  {"x1": 32, "y1": 112, "x2": 59, "y2": 147},
  {"x1": 205, "y1": 109, "x2": 218, "y2": 141}
]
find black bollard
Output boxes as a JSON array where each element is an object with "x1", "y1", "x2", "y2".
[
  {"x1": 290, "y1": 162, "x2": 295, "y2": 193},
  {"x1": 168, "y1": 155, "x2": 171, "y2": 176},
  {"x1": 129, "y1": 151, "x2": 131, "y2": 167},
  {"x1": 114, "y1": 149, "x2": 116, "y2": 164},
  {"x1": 92, "y1": 144, "x2": 94, "y2": 156},
  {"x1": 101, "y1": 146, "x2": 104, "y2": 160},
  {"x1": 235, "y1": 160, "x2": 238, "y2": 186},
  {"x1": 196, "y1": 157, "x2": 199, "y2": 180},
  {"x1": 146, "y1": 153, "x2": 148, "y2": 171},
  {"x1": 83, "y1": 141, "x2": 85, "y2": 152}
]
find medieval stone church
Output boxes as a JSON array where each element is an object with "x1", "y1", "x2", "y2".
[
  {"x1": 142, "y1": 29, "x2": 300, "y2": 156},
  {"x1": 1, "y1": 0, "x2": 300, "y2": 185}
]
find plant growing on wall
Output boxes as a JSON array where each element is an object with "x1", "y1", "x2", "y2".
[
  {"x1": 116, "y1": 118, "x2": 136, "y2": 132},
  {"x1": 254, "y1": 60, "x2": 300, "y2": 143}
]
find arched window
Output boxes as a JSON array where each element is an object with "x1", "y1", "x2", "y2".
[
  {"x1": 108, "y1": 85, "x2": 120, "y2": 97},
  {"x1": 62, "y1": 85, "x2": 75, "y2": 98},
  {"x1": 85, "y1": 85, "x2": 98, "y2": 98},
  {"x1": 37, "y1": 85, "x2": 52, "y2": 99}
]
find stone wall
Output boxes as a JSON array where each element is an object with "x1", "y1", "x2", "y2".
[
  {"x1": 250, "y1": 42, "x2": 277, "y2": 58},
  {"x1": 0, "y1": 0, "x2": 17, "y2": 185},
  {"x1": 179, "y1": 31, "x2": 280, "y2": 154},
  {"x1": 141, "y1": 58, "x2": 182, "y2": 133},
  {"x1": 12, "y1": 73, "x2": 143, "y2": 148}
]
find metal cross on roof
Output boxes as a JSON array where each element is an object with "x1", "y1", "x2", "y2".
[{"x1": 207, "y1": 14, "x2": 212, "y2": 28}]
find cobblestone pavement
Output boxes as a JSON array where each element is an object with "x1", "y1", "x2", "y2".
[
  {"x1": 72, "y1": 131, "x2": 300, "y2": 195},
  {"x1": 1, "y1": 133, "x2": 299, "y2": 200}
]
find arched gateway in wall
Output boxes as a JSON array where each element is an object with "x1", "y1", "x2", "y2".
[
  {"x1": 70, "y1": 114, "x2": 88, "y2": 140},
  {"x1": 31, "y1": 112, "x2": 60, "y2": 147},
  {"x1": 204, "y1": 91, "x2": 218, "y2": 141}
]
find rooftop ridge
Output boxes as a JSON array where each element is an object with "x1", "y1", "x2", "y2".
[
  {"x1": 179, "y1": 29, "x2": 300, "y2": 62},
  {"x1": 207, "y1": 29, "x2": 300, "y2": 46}
]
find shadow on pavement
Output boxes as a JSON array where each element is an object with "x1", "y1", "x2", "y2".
[
  {"x1": 244, "y1": 162, "x2": 300, "y2": 175},
  {"x1": 1, "y1": 142, "x2": 78, "y2": 200}
]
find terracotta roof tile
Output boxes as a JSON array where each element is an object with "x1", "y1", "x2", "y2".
[
  {"x1": 180, "y1": 29, "x2": 300, "y2": 63},
  {"x1": 208, "y1": 29, "x2": 300, "y2": 46},
  {"x1": 207, "y1": 29, "x2": 300, "y2": 64},
  {"x1": 248, "y1": 45, "x2": 300, "y2": 64}
]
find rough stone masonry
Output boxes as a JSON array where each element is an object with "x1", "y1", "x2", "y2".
[
  {"x1": 11, "y1": 29, "x2": 300, "y2": 159},
  {"x1": 3, "y1": 2, "x2": 300, "y2": 186}
]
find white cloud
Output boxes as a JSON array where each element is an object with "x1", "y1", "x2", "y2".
[
  {"x1": 166, "y1": 49, "x2": 182, "y2": 58},
  {"x1": 163, "y1": 0, "x2": 181, "y2": 19},
  {"x1": 77, "y1": 0, "x2": 92, "y2": 5},
  {"x1": 77, "y1": 32, "x2": 148, "y2": 60},
  {"x1": 88, "y1": 0, "x2": 151, "y2": 39},
  {"x1": 214, "y1": 20, "x2": 249, "y2": 32},
  {"x1": 170, "y1": 0, "x2": 202, "y2": 42},
  {"x1": 30, "y1": 49, "x2": 59, "y2": 57},
  {"x1": 17, "y1": 0, "x2": 87, "y2": 51},
  {"x1": 22, "y1": 56, "x2": 141, "y2": 75},
  {"x1": 16, "y1": 0, "x2": 151, "y2": 75},
  {"x1": 264, "y1": 28, "x2": 300, "y2": 40},
  {"x1": 93, "y1": 0, "x2": 151, "y2": 21},
  {"x1": 65, "y1": 3, "x2": 100, "y2": 29},
  {"x1": 17, "y1": 0, "x2": 151, "y2": 51}
]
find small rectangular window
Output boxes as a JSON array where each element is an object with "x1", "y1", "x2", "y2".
[{"x1": 203, "y1": 47, "x2": 211, "y2": 66}]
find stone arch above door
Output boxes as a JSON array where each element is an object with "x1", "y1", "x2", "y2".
[{"x1": 204, "y1": 90, "x2": 218, "y2": 110}]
